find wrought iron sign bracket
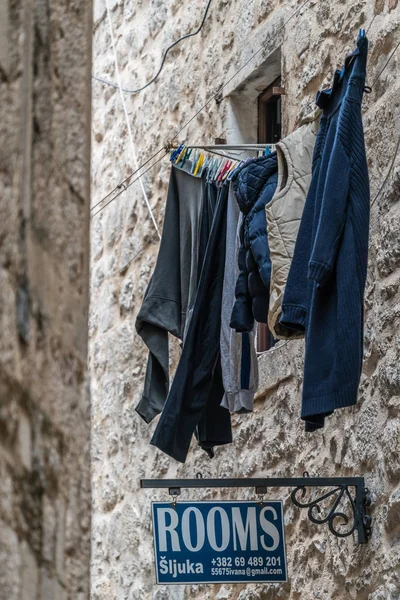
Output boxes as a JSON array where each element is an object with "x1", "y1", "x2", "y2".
[{"x1": 140, "y1": 475, "x2": 372, "y2": 544}]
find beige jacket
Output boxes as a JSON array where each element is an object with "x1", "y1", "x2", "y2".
[{"x1": 266, "y1": 108, "x2": 321, "y2": 339}]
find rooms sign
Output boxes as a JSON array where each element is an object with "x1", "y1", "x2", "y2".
[{"x1": 151, "y1": 501, "x2": 287, "y2": 584}]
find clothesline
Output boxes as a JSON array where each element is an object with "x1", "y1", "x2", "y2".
[
  {"x1": 104, "y1": 0, "x2": 161, "y2": 239},
  {"x1": 99, "y1": 122, "x2": 400, "y2": 280},
  {"x1": 91, "y1": 0, "x2": 314, "y2": 214},
  {"x1": 91, "y1": 151, "x2": 169, "y2": 218},
  {"x1": 91, "y1": 123, "x2": 400, "y2": 221},
  {"x1": 92, "y1": 26, "x2": 400, "y2": 221},
  {"x1": 92, "y1": 37, "x2": 399, "y2": 219},
  {"x1": 170, "y1": 143, "x2": 278, "y2": 163},
  {"x1": 170, "y1": 144, "x2": 276, "y2": 150}
]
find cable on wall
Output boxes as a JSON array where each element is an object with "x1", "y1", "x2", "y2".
[
  {"x1": 104, "y1": 0, "x2": 161, "y2": 238},
  {"x1": 93, "y1": 0, "x2": 213, "y2": 94}
]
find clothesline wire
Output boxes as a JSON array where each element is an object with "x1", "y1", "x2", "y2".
[
  {"x1": 371, "y1": 37, "x2": 400, "y2": 87},
  {"x1": 105, "y1": 0, "x2": 161, "y2": 238},
  {"x1": 371, "y1": 132, "x2": 400, "y2": 207},
  {"x1": 92, "y1": 23, "x2": 399, "y2": 220},
  {"x1": 369, "y1": 31, "x2": 400, "y2": 206},
  {"x1": 92, "y1": 143, "x2": 269, "y2": 215},
  {"x1": 92, "y1": 0, "x2": 314, "y2": 214},
  {"x1": 91, "y1": 150, "x2": 169, "y2": 218},
  {"x1": 93, "y1": 0, "x2": 213, "y2": 94},
  {"x1": 92, "y1": 10, "x2": 400, "y2": 217},
  {"x1": 101, "y1": 115, "x2": 400, "y2": 280},
  {"x1": 101, "y1": 127, "x2": 400, "y2": 279},
  {"x1": 90, "y1": 147, "x2": 165, "y2": 212},
  {"x1": 172, "y1": 0, "x2": 313, "y2": 140},
  {"x1": 366, "y1": 13, "x2": 376, "y2": 35}
]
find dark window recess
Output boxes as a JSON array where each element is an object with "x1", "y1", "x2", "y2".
[
  {"x1": 256, "y1": 77, "x2": 282, "y2": 353},
  {"x1": 258, "y1": 77, "x2": 282, "y2": 145}
]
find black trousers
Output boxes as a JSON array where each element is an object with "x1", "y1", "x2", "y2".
[{"x1": 151, "y1": 182, "x2": 232, "y2": 463}]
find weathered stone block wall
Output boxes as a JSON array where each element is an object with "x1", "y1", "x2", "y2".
[
  {"x1": 0, "y1": 1, "x2": 93, "y2": 598},
  {"x1": 91, "y1": 0, "x2": 400, "y2": 598}
]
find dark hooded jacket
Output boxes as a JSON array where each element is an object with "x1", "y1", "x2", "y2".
[{"x1": 230, "y1": 153, "x2": 278, "y2": 332}]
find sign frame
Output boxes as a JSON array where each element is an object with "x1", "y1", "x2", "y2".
[
  {"x1": 141, "y1": 475, "x2": 372, "y2": 545},
  {"x1": 151, "y1": 499, "x2": 288, "y2": 585}
]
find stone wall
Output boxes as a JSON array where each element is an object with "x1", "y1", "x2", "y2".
[
  {"x1": 91, "y1": 0, "x2": 400, "y2": 598},
  {"x1": 0, "y1": 1, "x2": 93, "y2": 599}
]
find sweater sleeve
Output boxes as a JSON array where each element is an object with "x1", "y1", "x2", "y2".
[{"x1": 308, "y1": 135, "x2": 350, "y2": 287}]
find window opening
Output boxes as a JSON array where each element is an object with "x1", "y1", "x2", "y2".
[{"x1": 257, "y1": 76, "x2": 282, "y2": 353}]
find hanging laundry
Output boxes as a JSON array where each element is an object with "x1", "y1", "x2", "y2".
[
  {"x1": 135, "y1": 161, "x2": 205, "y2": 423},
  {"x1": 220, "y1": 185, "x2": 258, "y2": 414},
  {"x1": 266, "y1": 107, "x2": 321, "y2": 339},
  {"x1": 230, "y1": 153, "x2": 278, "y2": 332},
  {"x1": 136, "y1": 141, "x2": 259, "y2": 461},
  {"x1": 150, "y1": 181, "x2": 231, "y2": 463},
  {"x1": 280, "y1": 32, "x2": 370, "y2": 431}
]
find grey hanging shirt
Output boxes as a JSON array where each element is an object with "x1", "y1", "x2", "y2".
[
  {"x1": 220, "y1": 183, "x2": 258, "y2": 413},
  {"x1": 135, "y1": 163, "x2": 204, "y2": 423}
]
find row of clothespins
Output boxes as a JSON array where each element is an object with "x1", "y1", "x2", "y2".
[
  {"x1": 170, "y1": 143, "x2": 242, "y2": 182},
  {"x1": 170, "y1": 143, "x2": 276, "y2": 183}
]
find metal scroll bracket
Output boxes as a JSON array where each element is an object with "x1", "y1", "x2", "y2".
[{"x1": 140, "y1": 475, "x2": 372, "y2": 544}]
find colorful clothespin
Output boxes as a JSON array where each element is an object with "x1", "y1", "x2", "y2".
[
  {"x1": 218, "y1": 159, "x2": 231, "y2": 182},
  {"x1": 214, "y1": 158, "x2": 226, "y2": 182},
  {"x1": 210, "y1": 157, "x2": 220, "y2": 182},
  {"x1": 181, "y1": 146, "x2": 193, "y2": 167},
  {"x1": 193, "y1": 152, "x2": 205, "y2": 176},
  {"x1": 227, "y1": 160, "x2": 238, "y2": 179},
  {"x1": 191, "y1": 150, "x2": 199, "y2": 174},
  {"x1": 206, "y1": 157, "x2": 213, "y2": 182},
  {"x1": 212, "y1": 158, "x2": 221, "y2": 182},
  {"x1": 170, "y1": 143, "x2": 184, "y2": 162},
  {"x1": 201, "y1": 154, "x2": 212, "y2": 177},
  {"x1": 221, "y1": 161, "x2": 230, "y2": 181},
  {"x1": 226, "y1": 162, "x2": 236, "y2": 181},
  {"x1": 175, "y1": 145, "x2": 187, "y2": 165},
  {"x1": 222, "y1": 160, "x2": 235, "y2": 181},
  {"x1": 197, "y1": 153, "x2": 205, "y2": 176}
]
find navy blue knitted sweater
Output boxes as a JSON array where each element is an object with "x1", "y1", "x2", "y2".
[{"x1": 280, "y1": 34, "x2": 370, "y2": 430}]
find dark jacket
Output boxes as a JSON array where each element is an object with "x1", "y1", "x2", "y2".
[
  {"x1": 280, "y1": 33, "x2": 370, "y2": 430},
  {"x1": 230, "y1": 153, "x2": 278, "y2": 332}
]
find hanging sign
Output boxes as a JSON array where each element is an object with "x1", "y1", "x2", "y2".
[{"x1": 151, "y1": 500, "x2": 287, "y2": 585}]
